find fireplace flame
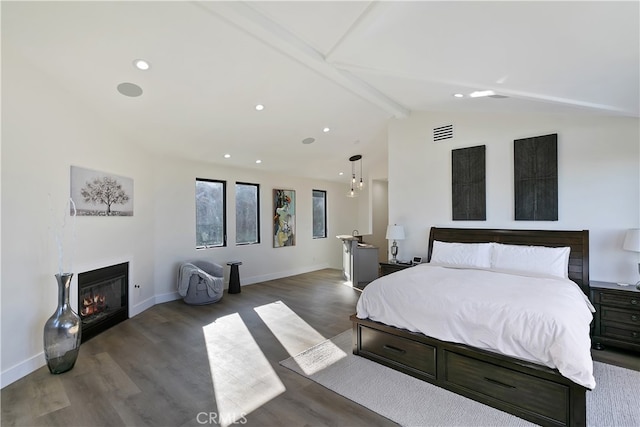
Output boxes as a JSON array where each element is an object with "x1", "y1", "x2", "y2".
[{"x1": 81, "y1": 292, "x2": 107, "y2": 317}]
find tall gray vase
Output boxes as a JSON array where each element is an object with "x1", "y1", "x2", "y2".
[{"x1": 43, "y1": 273, "x2": 81, "y2": 374}]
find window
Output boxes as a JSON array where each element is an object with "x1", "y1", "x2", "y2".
[
  {"x1": 236, "y1": 182, "x2": 260, "y2": 245},
  {"x1": 312, "y1": 189, "x2": 327, "y2": 239},
  {"x1": 195, "y1": 178, "x2": 226, "y2": 248}
]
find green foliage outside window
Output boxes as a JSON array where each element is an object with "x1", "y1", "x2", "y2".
[
  {"x1": 236, "y1": 183, "x2": 260, "y2": 245},
  {"x1": 312, "y1": 190, "x2": 327, "y2": 239},
  {"x1": 196, "y1": 179, "x2": 226, "y2": 248}
]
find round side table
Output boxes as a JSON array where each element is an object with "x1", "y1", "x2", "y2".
[{"x1": 227, "y1": 261, "x2": 242, "y2": 294}]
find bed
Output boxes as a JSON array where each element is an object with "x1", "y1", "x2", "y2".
[{"x1": 350, "y1": 227, "x2": 592, "y2": 427}]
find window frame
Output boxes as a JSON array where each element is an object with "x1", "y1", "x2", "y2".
[
  {"x1": 235, "y1": 181, "x2": 261, "y2": 245},
  {"x1": 195, "y1": 178, "x2": 227, "y2": 249},
  {"x1": 312, "y1": 189, "x2": 327, "y2": 239}
]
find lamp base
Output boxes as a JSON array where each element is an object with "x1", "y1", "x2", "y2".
[{"x1": 390, "y1": 241, "x2": 399, "y2": 263}]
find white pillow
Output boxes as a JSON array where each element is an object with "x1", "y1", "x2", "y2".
[
  {"x1": 491, "y1": 243, "x2": 570, "y2": 278},
  {"x1": 430, "y1": 241, "x2": 492, "y2": 269}
]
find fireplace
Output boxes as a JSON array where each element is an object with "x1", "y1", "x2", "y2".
[{"x1": 77, "y1": 262, "x2": 129, "y2": 343}]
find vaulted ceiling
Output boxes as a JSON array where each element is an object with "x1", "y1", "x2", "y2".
[{"x1": 3, "y1": 1, "x2": 638, "y2": 183}]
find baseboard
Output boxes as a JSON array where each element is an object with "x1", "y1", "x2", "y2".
[
  {"x1": 242, "y1": 263, "x2": 331, "y2": 285},
  {"x1": 130, "y1": 295, "x2": 157, "y2": 317},
  {"x1": 152, "y1": 263, "x2": 331, "y2": 296},
  {"x1": 1, "y1": 352, "x2": 46, "y2": 389},
  {"x1": 154, "y1": 291, "x2": 182, "y2": 305},
  {"x1": 1, "y1": 264, "x2": 333, "y2": 388}
]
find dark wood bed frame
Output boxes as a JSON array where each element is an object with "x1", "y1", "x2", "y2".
[{"x1": 351, "y1": 227, "x2": 590, "y2": 427}]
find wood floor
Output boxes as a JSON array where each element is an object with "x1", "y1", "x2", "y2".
[
  {"x1": 2, "y1": 269, "x2": 395, "y2": 427},
  {"x1": 2, "y1": 269, "x2": 639, "y2": 427}
]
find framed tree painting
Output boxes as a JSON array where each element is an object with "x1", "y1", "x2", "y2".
[
  {"x1": 70, "y1": 166, "x2": 134, "y2": 216},
  {"x1": 514, "y1": 133, "x2": 558, "y2": 221},
  {"x1": 273, "y1": 189, "x2": 295, "y2": 247}
]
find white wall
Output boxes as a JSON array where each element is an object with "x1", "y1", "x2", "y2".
[
  {"x1": 1, "y1": 47, "x2": 157, "y2": 387},
  {"x1": 388, "y1": 111, "x2": 640, "y2": 283},
  {"x1": 371, "y1": 180, "x2": 389, "y2": 262},
  {"x1": 152, "y1": 154, "x2": 358, "y2": 303},
  {"x1": 1, "y1": 48, "x2": 359, "y2": 387}
]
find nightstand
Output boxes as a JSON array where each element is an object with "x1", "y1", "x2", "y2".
[
  {"x1": 379, "y1": 262, "x2": 413, "y2": 277},
  {"x1": 590, "y1": 281, "x2": 640, "y2": 352}
]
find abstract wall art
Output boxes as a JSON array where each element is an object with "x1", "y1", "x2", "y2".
[{"x1": 273, "y1": 189, "x2": 295, "y2": 247}]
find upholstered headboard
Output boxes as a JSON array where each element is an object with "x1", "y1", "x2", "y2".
[{"x1": 427, "y1": 227, "x2": 590, "y2": 296}]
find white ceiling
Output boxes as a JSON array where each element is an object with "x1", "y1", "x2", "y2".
[{"x1": 3, "y1": 1, "x2": 639, "y2": 183}]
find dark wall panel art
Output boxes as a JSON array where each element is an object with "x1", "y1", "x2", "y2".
[
  {"x1": 452, "y1": 145, "x2": 486, "y2": 221},
  {"x1": 514, "y1": 133, "x2": 558, "y2": 221}
]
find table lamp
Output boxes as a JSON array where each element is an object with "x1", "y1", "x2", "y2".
[
  {"x1": 386, "y1": 224, "x2": 405, "y2": 263},
  {"x1": 623, "y1": 228, "x2": 640, "y2": 289}
]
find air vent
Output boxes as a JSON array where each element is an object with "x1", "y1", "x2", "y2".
[{"x1": 433, "y1": 124, "x2": 454, "y2": 142}]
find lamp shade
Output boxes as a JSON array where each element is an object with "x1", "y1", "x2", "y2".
[
  {"x1": 386, "y1": 225, "x2": 405, "y2": 240},
  {"x1": 623, "y1": 229, "x2": 640, "y2": 252}
]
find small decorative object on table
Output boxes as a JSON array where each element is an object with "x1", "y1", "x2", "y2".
[{"x1": 43, "y1": 273, "x2": 82, "y2": 374}]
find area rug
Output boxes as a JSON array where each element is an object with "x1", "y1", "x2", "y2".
[{"x1": 280, "y1": 330, "x2": 640, "y2": 427}]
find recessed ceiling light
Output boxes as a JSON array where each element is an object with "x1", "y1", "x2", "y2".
[
  {"x1": 224, "y1": 154, "x2": 231, "y2": 158},
  {"x1": 255, "y1": 104, "x2": 264, "y2": 111},
  {"x1": 323, "y1": 127, "x2": 330, "y2": 133},
  {"x1": 453, "y1": 93, "x2": 464, "y2": 98},
  {"x1": 133, "y1": 59, "x2": 150, "y2": 70},
  {"x1": 302, "y1": 137, "x2": 315, "y2": 145},
  {"x1": 339, "y1": 172, "x2": 344, "y2": 176},
  {"x1": 117, "y1": 82, "x2": 143, "y2": 97},
  {"x1": 469, "y1": 90, "x2": 496, "y2": 98},
  {"x1": 255, "y1": 160, "x2": 262, "y2": 164}
]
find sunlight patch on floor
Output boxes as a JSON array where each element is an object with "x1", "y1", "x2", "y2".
[
  {"x1": 254, "y1": 300, "x2": 347, "y2": 375},
  {"x1": 202, "y1": 313, "x2": 285, "y2": 427}
]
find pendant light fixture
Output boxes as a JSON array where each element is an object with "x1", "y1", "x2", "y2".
[
  {"x1": 358, "y1": 155, "x2": 364, "y2": 190},
  {"x1": 347, "y1": 154, "x2": 364, "y2": 198}
]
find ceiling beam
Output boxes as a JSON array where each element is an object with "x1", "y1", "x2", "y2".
[
  {"x1": 333, "y1": 62, "x2": 637, "y2": 117},
  {"x1": 324, "y1": 1, "x2": 380, "y2": 63},
  {"x1": 194, "y1": 1, "x2": 410, "y2": 119}
]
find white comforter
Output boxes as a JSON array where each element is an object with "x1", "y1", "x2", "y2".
[{"x1": 356, "y1": 264, "x2": 596, "y2": 389}]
